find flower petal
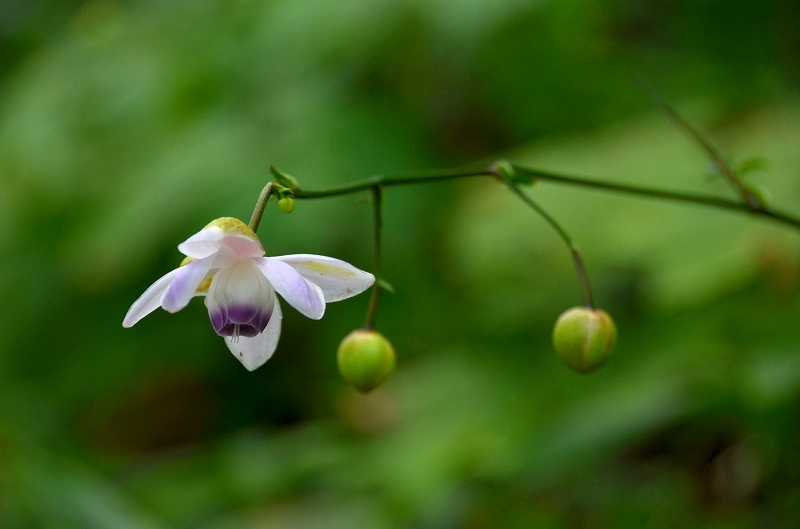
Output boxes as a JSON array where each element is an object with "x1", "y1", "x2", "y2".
[
  {"x1": 161, "y1": 257, "x2": 214, "y2": 313},
  {"x1": 178, "y1": 226, "x2": 227, "y2": 259},
  {"x1": 256, "y1": 257, "x2": 326, "y2": 320},
  {"x1": 221, "y1": 235, "x2": 265, "y2": 258},
  {"x1": 273, "y1": 254, "x2": 375, "y2": 302},
  {"x1": 122, "y1": 268, "x2": 180, "y2": 328},
  {"x1": 178, "y1": 219, "x2": 264, "y2": 259},
  {"x1": 224, "y1": 297, "x2": 282, "y2": 371},
  {"x1": 205, "y1": 260, "x2": 275, "y2": 336}
]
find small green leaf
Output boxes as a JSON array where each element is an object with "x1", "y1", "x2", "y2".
[
  {"x1": 269, "y1": 166, "x2": 299, "y2": 189},
  {"x1": 377, "y1": 278, "x2": 395, "y2": 293},
  {"x1": 737, "y1": 156, "x2": 770, "y2": 175}
]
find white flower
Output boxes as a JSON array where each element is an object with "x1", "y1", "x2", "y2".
[{"x1": 123, "y1": 217, "x2": 375, "y2": 370}]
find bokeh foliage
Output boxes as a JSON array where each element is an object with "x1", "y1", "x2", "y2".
[{"x1": 1, "y1": 0, "x2": 800, "y2": 527}]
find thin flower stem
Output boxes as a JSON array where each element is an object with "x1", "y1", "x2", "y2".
[
  {"x1": 365, "y1": 186, "x2": 383, "y2": 329},
  {"x1": 506, "y1": 182, "x2": 594, "y2": 308},
  {"x1": 282, "y1": 163, "x2": 800, "y2": 229},
  {"x1": 249, "y1": 182, "x2": 274, "y2": 233},
  {"x1": 512, "y1": 166, "x2": 800, "y2": 229},
  {"x1": 289, "y1": 165, "x2": 505, "y2": 198}
]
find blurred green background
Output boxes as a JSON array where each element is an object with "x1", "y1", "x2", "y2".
[{"x1": 1, "y1": 0, "x2": 800, "y2": 527}]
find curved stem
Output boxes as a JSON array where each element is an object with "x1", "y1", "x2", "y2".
[
  {"x1": 365, "y1": 186, "x2": 383, "y2": 329},
  {"x1": 249, "y1": 182, "x2": 274, "y2": 233},
  {"x1": 506, "y1": 182, "x2": 594, "y2": 308}
]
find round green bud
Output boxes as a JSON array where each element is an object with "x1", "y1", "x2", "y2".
[
  {"x1": 552, "y1": 307, "x2": 617, "y2": 374},
  {"x1": 337, "y1": 330, "x2": 396, "y2": 393},
  {"x1": 277, "y1": 197, "x2": 295, "y2": 213}
]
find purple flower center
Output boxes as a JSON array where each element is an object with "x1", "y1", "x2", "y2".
[{"x1": 209, "y1": 303, "x2": 273, "y2": 339}]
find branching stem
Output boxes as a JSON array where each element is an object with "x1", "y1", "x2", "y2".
[
  {"x1": 634, "y1": 76, "x2": 763, "y2": 210},
  {"x1": 279, "y1": 163, "x2": 800, "y2": 229},
  {"x1": 249, "y1": 159, "x2": 800, "y2": 318}
]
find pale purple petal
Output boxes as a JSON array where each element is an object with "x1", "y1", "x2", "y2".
[
  {"x1": 161, "y1": 257, "x2": 214, "y2": 313},
  {"x1": 208, "y1": 245, "x2": 240, "y2": 269},
  {"x1": 221, "y1": 235, "x2": 265, "y2": 258},
  {"x1": 256, "y1": 257, "x2": 326, "y2": 320},
  {"x1": 122, "y1": 268, "x2": 180, "y2": 328},
  {"x1": 224, "y1": 297, "x2": 283, "y2": 371},
  {"x1": 179, "y1": 227, "x2": 264, "y2": 259},
  {"x1": 178, "y1": 226, "x2": 226, "y2": 258},
  {"x1": 273, "y1": 254, "x2": 374, "y2": 302},
  {"x1": 205, "y1": 259, "x2": 275, "y2": 336}
]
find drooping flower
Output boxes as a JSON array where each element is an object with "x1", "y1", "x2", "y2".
[{"x1": 123, "y1": 217, "x2": 375, "y2": 370}]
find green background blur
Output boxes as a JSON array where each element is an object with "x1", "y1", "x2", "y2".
[{"x1": 2, "y1": 0, "x2": 800, "y2": 527}]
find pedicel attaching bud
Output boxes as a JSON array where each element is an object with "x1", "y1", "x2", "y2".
[
  {"x1": 552, "y1": 307, "x2": 617, "y2": 374},
  {"x1": 337, "y1": 330, "x2": 396, "y2": 393}
]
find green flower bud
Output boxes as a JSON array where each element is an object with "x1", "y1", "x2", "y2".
[
  {"x1": 277, "y1": 197, "x2": 295, "y2": 213},
  {"x1": 337, "y1": 330, "x2": 396, "y2": 393},
  {"x1": 552, "y1": 307, "x2": 617, "y2": 374}
]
